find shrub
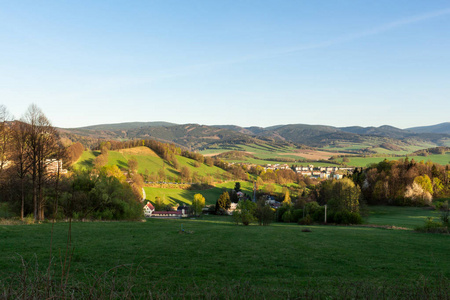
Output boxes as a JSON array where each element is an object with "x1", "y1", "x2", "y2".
[
  {"x1": 282, "y1": 210, "x2": 293, "y2": 223},
  {"x1": 305, "y1": 201, "x2": 320, "y2": 215},
  {"x1": 415, "y1": 217, "x2": 449, "y2": 234},
  {"x1": 276, "y1": 205, "x2": 290, "y2": 222},
  {"x1": 299, "y1": 214, "x2": 312, "y2": 225},
  {"x1": 331, "y1": 211, "x2": 362, "y2": 225},
  {"x1": 255, "y1": 198, "x2": 274, "y2": 226},
  {"x1": 292, "y1": 209, "x2": 304, "y2": 223},
  {"x1": 233, "y1": 200, "x2": 256, "y2": 225},
  {"x1": 312, "y1": 207, "x2": 325, "y2": 223}
]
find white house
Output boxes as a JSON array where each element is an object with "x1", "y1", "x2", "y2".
[{"x1": 143, "y1": 203, "x2": 155, "y2": 217}]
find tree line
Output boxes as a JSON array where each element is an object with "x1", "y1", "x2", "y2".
[
  {"x1": 0, "y1": 104, "x2": 143, "y2": 221},
  {"x1": 352, "y1": 158, "x2": 450, "y2": 206}
]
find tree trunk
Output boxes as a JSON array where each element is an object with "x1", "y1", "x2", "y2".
[{"x1": 20, "y1": 179, "x2": 24, "y2": 220}]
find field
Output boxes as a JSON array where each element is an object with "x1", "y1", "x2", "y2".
[
  {"x1": 321, "y1": 141, "x2": 438, "y2": 155},
  {"x1": 1, "y1": 206, "x2": 449, "y2": 298},
  {"x1": 75, "y1": 147, "x2": 226, "y2": 179},
  {"x1": 201, "y1": 144, "x2": 342, "y2": 166},
  {"x1": 144, "y1": 181, "x2": 292, "y2": 206},
  {"x1": 337, "y1": 152, "x2": 450, "y2": 167}
]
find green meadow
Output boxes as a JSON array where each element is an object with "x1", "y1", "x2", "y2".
[
  {"x1": 75, "y1": 147, "x2": 226, "y2": 179},
  {"x1": 145, "y1": 181, "x2": 297, "y2": 206},
  {"x1": 337, "y1": 152, "x2": 450, "y2": 167},
  {"x1": 1, "y1": 206, "x2": 449, "y2": 298}
]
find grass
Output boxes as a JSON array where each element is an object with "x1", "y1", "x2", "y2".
[
  {"x1": 321, "y1": 141, "x2": 438, "y2": 155},
  {"x1": 337, "y1": 153, "x2": 450, "y2": 167},
  {"x1": 75, "y1": 147, "x2": 226, "y2": 180},
  {"x1": 144, "y1": 181, "x2": 298, "y2": 206},
  {"x1": 367, "y1": 206, "x2": 441, "y2": 229},
  {"x1": 1, "y1": 209, "x2": 449, "y2": 297}
]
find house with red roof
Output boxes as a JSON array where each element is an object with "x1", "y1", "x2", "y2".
[{"x1": 143, "y1": 202, "x2": 155, "y2": 217}]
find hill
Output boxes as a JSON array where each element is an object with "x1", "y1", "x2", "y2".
[
  {"x1": 76, "y1": 121, "x2": 177, "y2": 131},
  {"x1": 407, "y1": 122, "x2": 450, "y2": 135},
  {"x1": 74, "y1": 146, "x2": 228, "y2": 182},
  {"x1": 60, "y1": 121, "x2": 450, "y2": 153}
]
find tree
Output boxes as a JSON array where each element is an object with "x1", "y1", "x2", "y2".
[
  {"x1": 10, "y1": 120, "x2": 30, "y2": 220},
  {"x1": 154, "y1": 196, "x2": 164, "y2": 211},
  {"x1": 0, "y1": 105, "x2": 12, "y2": 173},
  {"x1": 128, "y1": 157, "x2": 139, "y2": 175},
  {"x1": 255, "y1": 177, "x2": 264, "y2": 190},
  {"x1": 94, "y1": 154, "x2": 108, "y2": 169},
  {"x1": 233, "y1": 200, "x2": 256, "y2": 225},
  {"x1": 23, "y1": 104, "x2": 60, "y2": 221},
  {"x1": 255, "y1": 197, "x2": 274, "y2": 226},
  {"x1": 327, "y1": 178, "x2": 361, "y2": 214},
  {"x1": 282, "y1": 190, "x2": 291, "y2": 206},
  {"x1": 172, "y1": 157, "x2": 180, "y2": 170},
  {"x1": 263, "y1": 183, "x2": 275, "y2": 195},
  {"x1": 66, "y1": 142, "x2": 84, "y2": 165},
  {"x1": 180, "y1": 166, "x2": 190, "y2": 182},
  {"x1": 414, "y1": 175, "x2": 433, "y2": 194},
  {"x1": 158, "y1": 168, "x2": 166, "y2": 182},
  {"x1": 216, "y1": 191, "x2": 231, "y2": 214},
  {"x1": 102, "y1": 165, "x2": 126, "y2": 182},
  {"x1": 192, "y1": 193, "x2": 205, "y2": 216},
  {"x1": 234, "y1": 182, "x2": 241, "y2": 193}
]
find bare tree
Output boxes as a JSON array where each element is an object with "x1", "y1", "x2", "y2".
[
  {"x1": 23, "y1": 104, "x2": 60, "y2": 221},
  {"x1": 0, "y1": 105, "x2": 13, "y2": 172},
  {"x1": 10, "y1": 120, "x2": 31, "y2": 220}
]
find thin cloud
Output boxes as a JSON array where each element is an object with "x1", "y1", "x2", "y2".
[{"x1": 208, "y1": 7, "x2": 450, "y2": 66}]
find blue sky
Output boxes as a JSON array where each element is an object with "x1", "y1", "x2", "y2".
[{"x1": 1, "y1": 1, "x2": 449, "y2": 129}]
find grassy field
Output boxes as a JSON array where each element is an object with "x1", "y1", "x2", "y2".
[
  {"x1": 367, "y1": 206, "x2": 441, "y2": 229},
  {"x1": 1, "y1": 207, "x2": 449, "y2": 298},
  {"x1": 144, "y1": 181, "x2": 299, "y2": 206},
  {"x1": 337, "y1": 152, "x2": 450, "y2": 167},
  {"x1": 201, "y1": 144, "x2": 344, "y2": 166},
  {"x1": 321, "y1": 141, "x2": 438, "y2": 155},
  {"x1": 75, "y1": 147, "x2": 226, "y2": 179}
]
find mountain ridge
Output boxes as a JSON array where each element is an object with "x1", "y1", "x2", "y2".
[{"x1": 59, "y1": 121, "x2": 450, "y2": 151}]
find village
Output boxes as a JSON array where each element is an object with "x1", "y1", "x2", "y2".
[{"x1": 264, "y1": 163, "x2": 354, "y2": 179}]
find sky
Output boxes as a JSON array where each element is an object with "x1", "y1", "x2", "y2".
[{"x1": 1, "y1": 0, "x2": 449, "y2": 129}]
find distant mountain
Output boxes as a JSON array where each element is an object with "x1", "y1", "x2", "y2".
[
  {"x1": 59, "y1": 121, "x2": 450, "y2": 151},
  {"x1": 407, "y1": 122, "x2": 450, "y2": 135},
  {"x1": 60, "y1": 123, "x2": 284, "y2": 150},
  {"x1": 339, "y1": 125, "x2": 411, "y2": 139},
  {"x1": 76, "y1": 121, "x2": 178, "y2": 131}
]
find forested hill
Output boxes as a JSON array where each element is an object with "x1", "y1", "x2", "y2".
[
  {"x1": 59, "y1": 122, "x2": 450, "y2": 150},
  {"x1": 407, "y1": 122, "x2": 450, "y2": 135}
]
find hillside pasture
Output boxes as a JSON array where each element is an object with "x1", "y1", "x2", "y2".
[
  {"x1": 144, "y1": 181, "x2": 257, "y2": 205},
  {"x1": 143, "y1": 181, "x2": 298, "y2": 206},
  {"x1": 337, "y1": 152, "x2": 450, "y2": 167},
  {"x1": 74, "y1": 147, "x2": 227, "y2": 180},
  {"x1": 278, "y1": 149, "x2": 337, "y2": 160}
]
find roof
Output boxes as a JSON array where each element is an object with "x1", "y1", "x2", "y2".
[
  {"x1": 152, "y1": 211, "x2": 182, "y2": 215},
  {"x1": 146, "y1": 203, "x2": 155, "y2": 210}
]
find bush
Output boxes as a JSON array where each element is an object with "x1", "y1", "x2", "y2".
[
  {"x1": 298, "y1": 214, "x2": 312, "y2": 225},
  {"x1": 282, "y1": 210, "x2": 293, "y2": 223},
  {"x1": 233, "y1": 200, "x2": 256, "y2": 225},
  {"x1": 415, "y1": 217, "x2": 449, "y2": 234},
  {"x1": 305, "y1": 201, "x2": 320, "y2": 215},
  {"x1": 331, "y1": 211, "x2": 362, "y2": 225},
  {"x1": 312, "y1": 207, "x2": 325, "y2": 223},
  {"x1": 255, "y1": 198, "x2": 274, "y2": 226},
  {"x1": 292, "y1": 209, "x2": 304, "y2": 223},
  {"x1": 276, "y1": 205, "x2": 290, "y2": 222}
]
